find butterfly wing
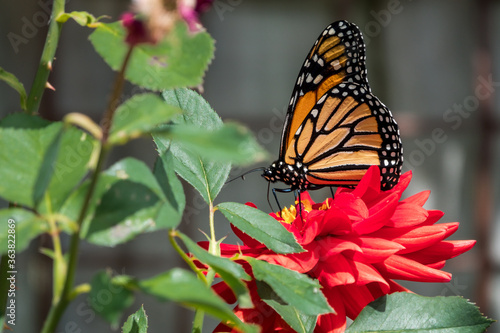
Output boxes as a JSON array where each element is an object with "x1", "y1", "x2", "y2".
[
  {"x1": 285, "y1": 82, "x2": 403, "y2": 190},
  {"x1": 280, "y1": 20, "x2": 370, "y2": 159}
]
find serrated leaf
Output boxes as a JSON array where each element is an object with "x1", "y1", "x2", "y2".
[
  {"x1": 217, "y1": 202, "x2": 303, "y2": 254},
  {"x1": 164, "y1": 122, "x2": 267, "y2": 165},
  {"x1": 346, "y1": 292, "x2": 495, "y2": 332},
  {"x1": 0, "y1": 113, "x2": 96, "y2": 211},
  {"x1": 0, "y1": 112, "x2": 50, "y2": 129},
  {"x1": 109, "y1": 93, "x2": 181, "y2": 145},
  {"x1": 0, "y1": 208, "x2": 48, "y2": 255},
  {"x1": 152, "y1": 153, "x2": 185, "y2": 229},
  {"x1": 122, "y1": 305, "x2": 148, "y2": 333},
  {"x1": 0, "y1": 67, "x2": 27, "y2": 110},
  {"x1": 85, "y1": 180, "x2": 159, "y2": 246},
  {"x1": 89, "y1": 270, "x2": 135, "y2": 329},
  {"x1": 61, "y1": 157, "x2": 182, "y2": 245},
  {"x1": 264, "y1": 299, "x2": 317, "y2": 333},
  {"x1": 89, "y1": 20, "x2": 214, "y2": 90},
  {"x1": 177, "y1": 232, "x2": 252, "y2": 308},
  {"x1": 246, "y1": 257, "x2": 333, "y2": 317},
  {"x1": 139, "y1": 268, "x2": 258, "y2": 333},
  {"x1": 153, "y1": 88, "x2": 230, "y2": 204},
  {"x1": 33, "y1": 127, "x2": 64, "y2": 207},
  {"x1": 105, "y1": 157, "x2": 166, "y2": 201}
]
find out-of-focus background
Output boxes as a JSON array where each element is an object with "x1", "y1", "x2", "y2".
[{"x1": 0, "y1": 0, "x2": 499, "y2": 332}]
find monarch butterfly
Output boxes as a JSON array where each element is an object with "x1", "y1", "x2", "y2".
[{"x1": 262, "y1": 20, "x2": 403, "y2": 194}]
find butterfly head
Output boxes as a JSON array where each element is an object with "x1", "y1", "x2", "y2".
[{"x1": 262, "y1": 160, "x2": 309, "y2": 191}]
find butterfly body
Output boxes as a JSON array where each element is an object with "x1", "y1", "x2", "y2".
[{"x1": 263, "y1": 20, "x2": 403, "y2": 192}]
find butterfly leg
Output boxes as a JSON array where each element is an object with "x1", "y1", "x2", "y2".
[
  {"x1": 271, "y1": 187, "x2": 293, "y2": 216},
  {"x1": 329, "y1": 186, "x2": 335, "y2": 199},
  {"x1": 297, "y1": 190, "x2": 303, "y2": 220}
]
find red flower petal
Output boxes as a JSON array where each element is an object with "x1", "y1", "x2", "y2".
[
  {"x1": 353, "y1": 193, "x2": 399, "y2": 234},
  {"x1": 213, "y1": 281, "x2": 237, "y2": 304},
  {"x1": 316, "y1": 288, "x2": 346, "y2": 333},
  {"x1": 420, "y1": 209, "x2": 445, "y2": 226},
  {"x1": 388, "y1": 202, "x2": 429, "y2": 227},
  {"x1": 402, "y1": 190, "x2": 430, "y2": 206},
  {"x1": 333, "y1": 193, "x2": 368, "y2": 223},
  {"x1": 337, "y1": 284, "x2": 378, "y2": 318},
  {"x1": 317, "y1": 254, "x2": 357, "y2": 288},
  {"x1": 318, "y1": 207, "x2": 352, "y2": 236},
  {"x1": 402, "y1": 240, "x2": 476, "y2": 264},
  {"x1": 315, "y1": 236, "x2": 363, "y2": 258},
  {"x1": 258, "y1": 250, "x2": 318, "y2": 273},
  {"x1": 352, "y1": 260, "x2": 390, "y2": 292},
  {"x1": 375, "y1": 255, "x2": 452, "y2": 282},
  {"x1": 354, "y1": 237, "x2": 405, "y2": 262},
  {"x1": 344, "y1": 166, "x2": 381, "y2": 202}
]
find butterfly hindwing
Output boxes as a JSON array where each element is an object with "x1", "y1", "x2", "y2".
[{"x1": 285, "y1": 83, "x2": 402, "y2": 189}]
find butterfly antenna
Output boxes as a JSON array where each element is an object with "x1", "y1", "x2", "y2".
[{"x1": 225, "y1": 167, "x2": 266, "y2": 185}]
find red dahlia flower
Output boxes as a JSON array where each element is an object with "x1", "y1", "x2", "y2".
[{"x1": 211, "y1": 166, "x2": 476, "y2": 332}]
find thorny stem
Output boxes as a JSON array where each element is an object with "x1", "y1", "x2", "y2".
[
  {"x1": 26, "y1": 0, "x2": 65, "y2": 114},
  {"x1": 41, "y1": 41, "x2": 136, "y2": 333}
]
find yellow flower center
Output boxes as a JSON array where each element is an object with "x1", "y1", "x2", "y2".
[{"x1": 278, "y1": 198, "x2": 331, "y2": 224}]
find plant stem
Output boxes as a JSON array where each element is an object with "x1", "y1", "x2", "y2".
[
  {"x1": 101, "y1": 44, "x2": 134, "y2": 142},
  {"x1": 208, "y1": 201, "x2": 218, "y2": 256},
  {"x1": 44, "y1": 193, "x2": 65, "y2": 304},
  {"x1": 168, "y1": 230, "x2": 207, "y2": 283},
  {"x1": 40, "y1": 145, "x2": 108, "y2": 333},
  {"x1": 192, "y1": 201, "x2": 219, "y2": 333},
  {"x1": 192, "y1": 310, "x2": 205, "y2": 333},
  {"x1": 26, "y1": 0, "x2": 65, "y2": 114},
  {"x1": 41, "y1": 39, "x2": 135, "y2": 333}
]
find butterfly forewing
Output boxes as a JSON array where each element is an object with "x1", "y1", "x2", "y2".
[{"x1": 281, "y1": 20, "x2": 370, "y2": 157}]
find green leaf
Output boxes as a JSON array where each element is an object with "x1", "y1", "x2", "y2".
[
  {"x1": 246, "y1": 257, "x2": 333, "y2": 317},
  {"x1": 0, "y1": 113, "x2": 96, "y2": 211},
  {"x1": 89, "y1": 20, "x2": 214, "y2": 90},
  {"x1": 0, "y1": 67, "x2": 27, "y2": 110},
  {"x1": 153, "y1": 89, "x2": 230, "y2": 204},
  {"x1": 0, "y1": 118, "x2": 60, "y2": 207},
  {"x1": 105, "y1": 157, "x2": 166, "y2": 201},
  {"x1": 61, "y1": 157, "x2": 182, "y2": 245},
  {"x1": 139, "y1": 268, "x2": 258, "y2": 333},
  {"x1": 56, "y1": 11, "x2": 107, "y2": 27},
  {"x1": 0, "y1": 112, "x2": 50, "y2": 129},
  {"x1": 177, "y1": 232, "x2": 252, "y2": 308},
  {"x1": 0, "y1": 208, "x2": 48, "y2": 255},
  {"x1": 217, "y1": 202, "x2": 303, "y2": 254},
  {"x1": 265, "y1": 299, "x2": 317, "y2": 333},
  {"x1": 33, "y1": 127, "x2": 64, "y2": 207},
  {"x1": 346, "y1": 292, "x2": 495, "y2": 332},
  {"x1": 43, "y1": 125, "x2": 96, "y2": 212},
  {"x1": 164, "y1": 122, "x2": 267, "y2": 165},
  {"x1": 85, "y1": 180, "x2": 159, "y2": 246},
  {"x1": 153, "y1": 153, "x2": 185, "y2": 230},
  {"x1": 122, "y1": 305, "x2": 148, "y2": 333},
  {"x1": 109, "y1": 93, "x2": 181, "y2": 145},
  {"x1": 89, "y1": 270, "x2": 135, "y2": 329}
]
